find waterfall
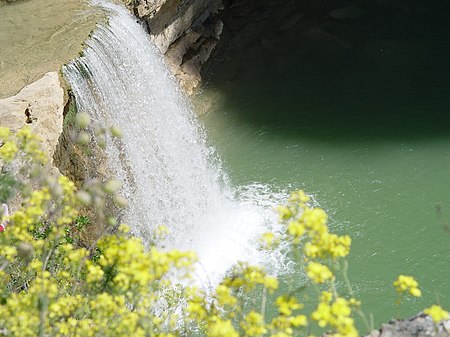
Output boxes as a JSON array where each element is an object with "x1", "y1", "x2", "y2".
[{"x1": 64, "y1": 2, "x2": 283, "y2": 286}]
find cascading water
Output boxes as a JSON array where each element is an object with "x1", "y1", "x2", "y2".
[{"x1": 64, "y1": 2, "x2": 285, "y2": 286}]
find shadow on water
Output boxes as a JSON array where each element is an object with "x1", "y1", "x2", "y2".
[{"x1": 202, "y1": 0, "x2": 450, "y2": 143}]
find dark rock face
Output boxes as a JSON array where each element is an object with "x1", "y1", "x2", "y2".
[{"x1": 366, "y1": 314, "x2": 450, "y2": 337}]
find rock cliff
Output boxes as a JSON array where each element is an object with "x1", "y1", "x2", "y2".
[{"x1": 126, "y1": 0, "x2": 224, "y2": 94}]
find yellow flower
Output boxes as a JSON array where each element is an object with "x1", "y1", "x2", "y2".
[
  {"x1": 86, "y1": 262, "x2": 105, "y2": 283},
  {"x1": 1, "y1": 246, "x2": 17, "y2": 262},
  {"x1": 287, "y1": 221, "x2": 305, "y2": 240},
  {"x1": 0, "y1": 126, "x2": 11, "y2": 139},
  {"x1": 320, "y1": 291, "x2": 333, "y2": 303},
  {"x1": 215, "y1": 285, "x2": 237, "y2": 307},
  {"x1": 261, "y1": 232, "x2": 276, "y2": 248},
  {"x1": 289, "y1": 190, "x2": 310, "y2": 204},
  {"x1": 0, "y1": 141, "x2": 18, "y2": 162},
  {"x1": 312, "y1": 302, "x2": 331, "y2": 328},
  {"x1": 241, "y1": 311, "x2": 267, "y2": 336},
  {"x1": 424, "y1": 305, "x2": 449, "y2": 323},
  {"x1": 264, "y1": 276, "x2": 279, "y2": 292},
  {"x1": 331, "y1": 298, "x2": 351, "y2": 317},
  {"x1": 278, "y1": 206, "x2": 293, "y2": 221},
  {"x1": 306, "y1": 262, "x2": 334, "y2": 284},
  {"x1": 118, "y1": 223, "x2": 131, "y2": 233},
  {"x1": 393, "y1": 275, "x2": 421, "y2": 297},
  {"x1": 312, "y1": 296, "x2": 358, "y2": 337},
  {"x1": 207, "y1": 318, "x2": 238, "y2": 337},
  {"x1": 290, "y1": 315, "x2": 308, "y2": 327},
  {"x1": 276, "y1": 296, "x2": 303, "y2": 316},
  {"x1": 302, "y1": 207, "x2": 328, "y2": 234}
]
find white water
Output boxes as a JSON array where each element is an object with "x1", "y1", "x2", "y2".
[{"x1": 64, "y1": 2, "x2": 285, "y2": 286}]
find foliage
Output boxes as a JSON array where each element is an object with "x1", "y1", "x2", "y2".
[
  {"x1": 62, "y1": 94, "x2": 78, "y2": 128},
  {"x1": 0, "y1": 171, "x2": 17, "y2": 204},
  {"x1": 0, "y1": 126, "x2": 448, "y2": 336}
]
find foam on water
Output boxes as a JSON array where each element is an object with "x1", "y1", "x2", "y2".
[{"x1": 64, "y1": 2, "x2": 286, "y2": 287}]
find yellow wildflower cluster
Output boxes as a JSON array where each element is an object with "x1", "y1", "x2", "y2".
[
  {"x1": 0, "y1": 141, "x2": 18, "y2": 162},
  {"x1": 15, "y1": 126, "x2": 47, "y2": 164},
  {"x1": 94, "y1": 234, "x2": 196, "y2": 295},
  {"x1": 276, "y1": 193, "x2": 361, "y2": 336},
  {"x1": 279, "y1": 191, "x2": 351, "y2": 262},
  {"x1": 1, "y1": 130, "x2": 448, "y2": 337},
  {"x1": 0, "y1": 126, "x2": 46, "y2": 164},
  {"x1": 306, "y1": 262, "x2": 334, "y2": 284},
  {"x1": 268, "y1": 296, "x2": 308, "y2": 337},
  {"x1": 424, "y1": 305, "x2": 449, "y2": 323},
  {"x1": 223, "y1": 263, "x2": 279, "y2": 293},
  {"x1": 312, "y1": 292, "x2": 359, "y2": 337},
  {"x1": 207, "y1": 318, "x2": 238, "y2": 337},
  {"x1": 1, "y1": 217, "x2": 198, "y2": 336},
  {"x1": 187, "y1": 259, "x2": 313, "y2": 337},
  {"x1": 241, "y1": 311, "x2": 267, "y2": 336},
  {"x1": 276, "y1": 295, "x2": 303, "y2": 316},
  {"x1": 393, "y1": 275, "x2": 421, "y2": 297},
  {"x1": 0, "y1": 127, "x2": 16, "y2": 162},
  {"x1": 0, "y1": 129, "x2": 197, "y2": 336}
]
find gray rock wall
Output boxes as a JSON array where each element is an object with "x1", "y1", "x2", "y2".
[{"x1": 366, "y1": 314, "x2": 450, "y2": 337}]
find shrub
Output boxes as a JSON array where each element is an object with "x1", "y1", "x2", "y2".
[{"x1": 0, "y1": 126, "x2": 448, "y2": 336}]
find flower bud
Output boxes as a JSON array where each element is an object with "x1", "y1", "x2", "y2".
[
  {"x1": 76, "y1": 190, "x2": 92, "y2": 206},
  {"x1": 113, "y1": 195, "x2": 128, "y2": 208},
  {"x1": 77, "y1": 131, "x2": 90, "y2": 145},
  {"x1": 107, "y1": 216, "x2": 117, "y2": 226},
  {"x1": 17, "y1": 242, "x2": 34, "y2": 260},
  {"x1": 110, "y1": 126, "x2": 123, "y2": 138},
  {"x1": 103, "y1": 179, "x2": 122, "y2": 194},
  {"x1": 76, "y1": 113, "x2": 90, "y2": 129},
  {"x1": 97, "y1": 135, "x2": 106, "y2": 149}
]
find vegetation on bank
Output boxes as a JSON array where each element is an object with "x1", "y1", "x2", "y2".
[{"x1": 0, "y1": 125, "x2": 448, "y2": 336}]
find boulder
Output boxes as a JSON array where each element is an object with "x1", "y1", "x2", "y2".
[
  {"x1": 0, "y1": 72, "x2": 64, "y2": 162},
  {"x1": 365, "y1": 314, "x2": 450, "y2": 337}
]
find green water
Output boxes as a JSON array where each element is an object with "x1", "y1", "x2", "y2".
[{"x1": 199, "y1": 0, "x2": 450, "y2": 330}]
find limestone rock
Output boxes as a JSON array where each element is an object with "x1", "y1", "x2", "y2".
[
  {"x1": 0, "y1": 72, "x2": 64, "y2": 162},
  {"x1": 128, "y1": 0, "x2": 224, "y2": 94},
  {"x1": 143, "y1": 0, "x2": 222, "y2": 54},
  {"x1": 365, "y1": 314, "x2": 450, "y2": 337}
]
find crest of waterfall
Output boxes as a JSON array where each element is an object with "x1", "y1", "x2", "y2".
[{"x1": 64, "y1": 2, "x2": 285, "y2": 286}]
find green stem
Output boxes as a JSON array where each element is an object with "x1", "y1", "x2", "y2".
[
  {"x1": 341, "y1": 259, "x2": 354, "y2": 296},
  {"x1": 261, "y1": 286, "x2": 267, "y2": 321},
  {"x1": 356, "y1": 308, "x2": 372, "y2": 333}
]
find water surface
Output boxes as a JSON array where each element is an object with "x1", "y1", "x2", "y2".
[{"x1": 199, "y1": 0, "x2": 450, "y2": 329}]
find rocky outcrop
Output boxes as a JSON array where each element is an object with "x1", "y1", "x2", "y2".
[
  {"x1": 365, "y1": 314, "x2": 450, "y2": 337},
  {"x1": 0, "y1": 72, "x2": 64, "y2": 164},
  {"x1": 128, "y1": 0, "x2": 224, "y2": 94}
]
